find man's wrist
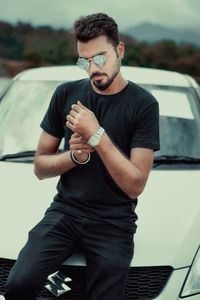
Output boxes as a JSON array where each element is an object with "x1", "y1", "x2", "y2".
[
  {"x1": 87, "y1": 127, "x2": 105, "y2": 148},
  {"x1": 70, "y1": 151, "x2": 91, "y2": 165}
]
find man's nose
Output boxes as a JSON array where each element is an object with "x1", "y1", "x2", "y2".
[{"x1": 88, "y1": 60, "x2": 100, "y2": 74}]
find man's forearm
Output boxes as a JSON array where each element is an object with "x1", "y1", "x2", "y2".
[
  {"x1": 95, "y1": 133, "x2": 146, "y2": 199},
  {"x1": 34, "y1": 151, "x2": 76, "y2": 180}
]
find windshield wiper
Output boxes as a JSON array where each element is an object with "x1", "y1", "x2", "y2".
[
  {"x1": 0, "y1": 151, "x2": 35, "y2": 163},
  {"x1": 153, "y1": 155, "x2": 200, "y2": 167}
]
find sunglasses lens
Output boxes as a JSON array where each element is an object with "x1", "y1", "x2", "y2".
[
  {"x1": 77, "y1": 58, "x2": 90, "y2": 70},
  {"x1": 93, "y1": 55, "x2": 106, "y2": 67},
  {"x1": 76, "y1": 55, "x2": 106, "y2": 70}
]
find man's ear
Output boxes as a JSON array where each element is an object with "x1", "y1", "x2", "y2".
[{"x1": 117, "y1": 42, "x2": 125, "y2": 60}]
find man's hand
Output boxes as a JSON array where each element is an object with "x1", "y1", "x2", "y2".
[
  {"x1": 69, "y1": 133, "x2": 95, "y2": 163},
  {"x1": 66, "y1": 101, "x2": 100, "y2": 139}
]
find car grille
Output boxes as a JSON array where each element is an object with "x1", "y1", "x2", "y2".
[{"x1": 0, "y1": 258, "x2": 173, "y2": 299}]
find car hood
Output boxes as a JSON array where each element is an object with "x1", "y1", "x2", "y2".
[{"x1": 0, "y1": 162, "x2": 200, "y2": 268}]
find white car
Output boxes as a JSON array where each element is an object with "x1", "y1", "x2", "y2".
[
  {"x1": 0, "y1": 78, "x2": 11, "y2": 93},
  {"x1": 0, "y1": 65, "x2": 200, "y2": 300}
]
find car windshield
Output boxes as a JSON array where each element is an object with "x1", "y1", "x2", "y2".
[
  {"x1": 0, "y1": 80, "x2": 64, "y2": 156},
  {"x1": 0, "y1": 80, "x2": 200, "y2": 159}
]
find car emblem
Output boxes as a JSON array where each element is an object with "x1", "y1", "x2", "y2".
[{"x1": 45, "y1": 270, "x2": 72, "y2": 297}]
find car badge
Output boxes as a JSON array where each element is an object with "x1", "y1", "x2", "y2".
[{"x1": 45, "y1": 270, "x2": 72, "y2": 297}]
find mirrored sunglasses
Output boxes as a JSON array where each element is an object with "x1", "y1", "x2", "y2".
[{"x1": 76, "y1": 46, "x2": 114, "y2": 71}]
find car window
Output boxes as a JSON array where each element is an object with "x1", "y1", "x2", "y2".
[
  {"x1": 0, "y1": 80, "x2": 64, "y2": 156},
  {"x1": 142, "y1": 85, "x2": 200, "y2": 159}
]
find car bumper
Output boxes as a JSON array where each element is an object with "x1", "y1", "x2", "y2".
[
  {"x1": 153, "y1": 267, "x2": 200, "y2": 300},
  {"x1": 1, "y1": 257, "x2": 199, "y2": 299}
]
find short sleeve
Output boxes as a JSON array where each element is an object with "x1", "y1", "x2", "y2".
[
  {"x1": 40, "y1": 86, "x2": 65, "y2": 138},
  {"x1": 131, "y1": 100, "x2": 160, "y2": 151}
]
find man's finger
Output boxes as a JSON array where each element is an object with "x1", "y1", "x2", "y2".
[
  {"x1": 71, "y1": 133, "x2": 80, "y2": 138},
  {"x1": 71, "y1": 104, "x2": 81, "y2": 113},
  {"x1": 70, "y1": 143, "x2": 93, "y2": 150},
  {"x1": 69, "y1": 136, "x2": 82, "y2": 144},
  {"x1": 69, "y1": 109, "x2": 79, "y2": 118},
  {"x1": 66, "y1": 121, "x2": 75, "y2": 132},
  {"x1": 77, "y1": 100, "x2": 90, "y2": 111},
  {"x1": 70, "y1": 136, "x2": 88, "y2": 144},
  {"x1": 66, "y1": 114, "x2": 75, "y2": 125}
]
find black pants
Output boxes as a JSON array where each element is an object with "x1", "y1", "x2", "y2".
[{"x1": 4, "y1": 210, "x2": 134, "y2": 300}]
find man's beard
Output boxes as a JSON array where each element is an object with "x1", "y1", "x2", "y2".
[{"x1": 90, "y1": 69, "x2": 119, "y2": 91}]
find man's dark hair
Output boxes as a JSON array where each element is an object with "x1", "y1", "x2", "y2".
[{"x1": 74, "y1": 13, "x2": 119, "y2": 46}]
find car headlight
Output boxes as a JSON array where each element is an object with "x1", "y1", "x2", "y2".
[{"x1": 181, "y1": 246, "x2": 200, "y2": 297}]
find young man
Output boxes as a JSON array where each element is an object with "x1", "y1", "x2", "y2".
[{"x1": 4, "y1": 13, "x2": 159, "y2": 300}]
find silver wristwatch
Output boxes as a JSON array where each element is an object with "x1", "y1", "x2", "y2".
[{"x1": 87, "y1": 127, "x2": 105, "y2": 147}]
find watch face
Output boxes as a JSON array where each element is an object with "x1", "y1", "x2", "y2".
[
  {"x1": 88, "y1": 128, "x2": 104, "y2": 147},
  {"x1": 89, "y1": 136, "x2": 98, "y2": 147}
]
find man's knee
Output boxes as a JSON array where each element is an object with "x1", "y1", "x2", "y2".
[
  {"x1": 95, "y1": 254, "x2": 131, "y2": 277},
  {"x1": 5, "y1": 268, "x2": 40, "y2": 300},
  {"x1": 106, "y1": 259, "x2": 129, "y2": 274},
  {"x1": 86, "y1": 257, "x2": 131, "y2": 300}
]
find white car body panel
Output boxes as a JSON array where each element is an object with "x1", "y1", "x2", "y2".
[
  {"x1": 0, "y1": 78, "x2": 11, "y2": 92},
  {"x1": 1, "y1": 161, "x2": 199, "y2": 271},
  {"x1": 14, "y1": 65, "x2": 197, "y2": 88},
  {"x1": 134, "y1": 169, "x2": 200, "y2": 268},
  {"x1": 154, "y1": 268, "x2": 188, "y2": 299}
]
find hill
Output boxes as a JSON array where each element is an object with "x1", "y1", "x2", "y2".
[{"x1": 125, "y1": 23, "x2": 200, "y2": 47}]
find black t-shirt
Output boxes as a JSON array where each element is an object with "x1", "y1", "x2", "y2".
[{"x1": 40, "y1": 79, "x2": 160, "y2": 233}]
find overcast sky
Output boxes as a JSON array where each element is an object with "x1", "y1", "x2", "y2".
[{"x1": 0, "y1": 0, "x2": 200, "y2": 32}]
